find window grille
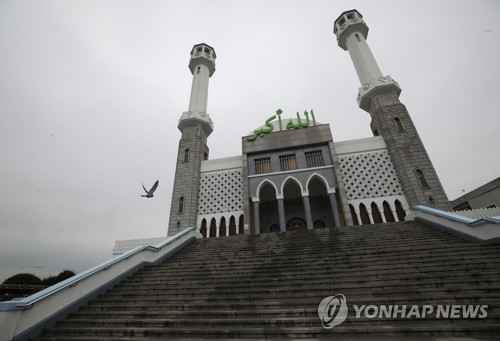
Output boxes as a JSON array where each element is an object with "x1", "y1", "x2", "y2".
[
  {"x1": 279, "y1": 154, "x2": 297, "y2": 171},
  {"x1": 255, "y1": 158, "x2": 271, "y2": 174},
  {"x1": 305, "y1": 150, "x2": 324, "y2": 168}
]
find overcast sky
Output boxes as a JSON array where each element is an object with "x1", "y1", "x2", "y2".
[{"x1": 1, "y1": 0, "x2": 499, "y2": 275}]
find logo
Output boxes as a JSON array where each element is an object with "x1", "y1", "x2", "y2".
[
  {"x1": 317, "y1": 294, "x2": 348, "y2": 329},
  {"x1": 318, "y1": 294, "x2": 488, "y2": 329}
]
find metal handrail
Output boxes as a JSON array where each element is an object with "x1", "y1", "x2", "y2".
[
  {"x1": 0, "y1": 227, "x2": 195, "y2": 311},
  {"x1": 414, "y1": 205, "x2": 500, "y2": 227}
]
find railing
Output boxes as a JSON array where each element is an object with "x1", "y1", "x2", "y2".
[
  {"x1": 0, "y1": 226, "x2": 196, "y2": 312},
  {"x1": 410, "y1": 205, "x2": 500, "y2": 243},
  {"x1": 414, "y1": 205, "x2": 500, "y2": 226}
]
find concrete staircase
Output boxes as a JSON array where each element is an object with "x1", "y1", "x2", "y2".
[{"x1": 34, "y1": 221, "x2": 500, "y2": 340}]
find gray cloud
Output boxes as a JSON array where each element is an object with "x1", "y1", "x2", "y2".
[{"x1": 0, "y1": 0, "x2": 499, "y2": 273}]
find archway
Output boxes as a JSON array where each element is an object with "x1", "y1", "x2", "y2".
[
  {"x1": 238, "y1": 215, "x2": 244, "y2": 234},
  {"x1": 219, "y1": 217, "x2": 227, "y2": 237},
  {"x1": 371, "y1": 202, "x2": 383, "y2": 224},
  {"x1": 308, "y1": 176, "x2": 331, "y2": 228},
  {"x1": 395, "y1": 200, "x2": 406, "y2": 221},
  {"x1": 209, "y1": 218, "x2": 217, "y2": 238},
  {"x1": 258, "y1": 181, "x2": 279, "y2": 233},
  {"x1": 359, "y1": 203, "x2": 370, "y2": 225},
  {"x1": 229, "y1": 216, "x2": 236, "y2": 235},
  {"x1": 200, "y1": 219, "x2": 207, "y2": 238},
  {"x1": 283, "y1": 178, "x2": 305, "y2": 231},
  {"x1": 383, "y1": 201, "x2": 395, "y2": 222}
]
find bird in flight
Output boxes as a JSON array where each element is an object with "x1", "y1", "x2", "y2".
[{"x1": 141, "y1": 180, "x2": 159, "y2": 198}]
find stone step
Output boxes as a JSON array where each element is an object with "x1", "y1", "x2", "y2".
[
  {"x1": 53, "y1": 314, "x2": 499, "y2": 330},
  {"x1": 138, "y1": 256, "x2": 500, "y2": 278},
  {"x1": 36, "y1": 323, "x2": 500, "y2": 339},
  {"x1": 71, "y1": 304, "x2": 500, "y2": 321},
  {"x1": 79, "y1": 293, "x2": 500, "y2": 312},
  {"x1": 162, "y1": 239, "x2": 493, "y2": 256},
  {"x1": 34, "y1": 221, "x2": 500, "y2": 339},
  {"x1": 109, "y1": 273, "x2": 500, "y2": 296},
  {"x1": 92, "y1": 284, "x2": 499, "y2": 306},
  {"x1": 124, "y1": 264, "x2": 500, "y2": 288}
]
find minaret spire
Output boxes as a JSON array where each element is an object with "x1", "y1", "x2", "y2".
[
  {"x1": 334, "y1": 10, "x2": 450, "y2": 211},
  {"x1": 168, "y1": 43, "x2": 216, "y2": 235},
  {"x1": 334, "y1": 10, "x2": 401, "y2": 112}
]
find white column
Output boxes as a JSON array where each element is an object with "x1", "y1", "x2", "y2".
[
  {"x1": 188, "y1": 64, "x2": 210, "y2": 113},
  {"x1": 345, "y1": 32, "x2": 383, "y2": 85}
]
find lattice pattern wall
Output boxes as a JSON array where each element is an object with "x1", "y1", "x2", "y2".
[
  {"x1": 198, "y1": 170, "x2": 243, "y2": 214},
  {"x1": 338, "y1": 150, "x2": 403, "y2": 200}
]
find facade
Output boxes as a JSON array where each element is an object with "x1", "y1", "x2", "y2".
[{"x1": 164, "y1": 10, "x2": 449, "y2": 238}]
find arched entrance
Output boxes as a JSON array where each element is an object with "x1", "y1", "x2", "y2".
[
  {"x1": 209, "y1": 218, "x2": 217, "y2": 237},
  {"x1": 359, "y1": 203, "x2": 370, "y2": 225},
  {"x1": 395, "y1": 200, "x2": 406, "y2": 221},
  {"x1": 258, "y1": 182, "x2": 279, "y2": 233},
  {"x1": 308, "y1": 176, "x2": 332, "y2": 228},
  {"x1": 200, "y1": 219, "x2": 207, "y2": 238},
  {"x1": 229, "y1": 216, "x2": 236, "y2": 235},
  {"x1": 283, "y1": 179, "x2": 305, "y2": 232},
  {"x1": 219, "y1": 217, "x2": 227, "y2": 237},
  {"x1": 383, "y1": 201, "x2": 395, "y2": 222},
  {"x1": 371, "y1": 202, "x2": 383, "y2": 224},
  {"x1": 238, "y1": 214, "x2": 244, "y2": 234}
]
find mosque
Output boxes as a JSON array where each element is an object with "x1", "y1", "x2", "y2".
[
  {"x1": 165, "y1": 9, "x2": 450, "y2": 239},
  {"x1": 3, "y1": 10, "x2": 500, "y2": 341}
]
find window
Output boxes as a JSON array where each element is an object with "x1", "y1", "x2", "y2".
[
  {"x1": 255, "y1": 158, "x2": 271, "y2": 174},
  {"x1": 355, "y1": 33, "x2": 361, "y2": 42},
  {"x1": 197, "y1": 66, "x2": 200, "y2": 74},
  {"x1": 305, "y1": 150, "x2": 324, "y2": 168},
  {"x1": 196, "y1": 46, "x2": 203, "y2": 53},
  {"x1": 394, "y1": 117, "x2": 405, "y2": 132},
  {"x1": 415, "y1": 169, "x2": 430, "y2": 189},
  {"x1": 183, "y1": 149, "x2": 189, "y2": 163},
  {"x1": 204, "y1": 152, "x2": 208, "y2": 160},
  {"x1": 178, "y1": 197, "x2": 185, "y2": 214},
  {"x1": 279, "y1": 154, "x2": 297, "y2": 171}
]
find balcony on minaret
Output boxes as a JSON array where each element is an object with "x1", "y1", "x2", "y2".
[
  {"x1": 334, "y1": 10, "x2": 368, "y2": 51},
  {"x1": 189, "y1": 43, "x2": 216, "y2": 77},
  {"x1": 179, "y1": 43, "x2": 217, "y2": 137}
]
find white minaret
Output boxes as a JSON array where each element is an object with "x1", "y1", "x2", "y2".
[
  {"x1": 187, "y1": 44, "x2": 215, "y2": 115},
  {"x1": 334, "y1": 10, "x2": 401, "y2": 111},
  {"x1": 168, "y1": 43, "x2": 216, "y2": 235},
  {"x1": 177, "y1": 43, "x2": 216, "y2": 137},
  {"x1": 334, "y1": 10, "x2": 450, "y2": 211}
]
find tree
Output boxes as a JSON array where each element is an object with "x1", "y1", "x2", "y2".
[
  {"x1": 42, "y1": 270, "x2": 76, "y2": 286},
  {"x1": 1, "y1": 270, "x2": 76, "y2": 302}
]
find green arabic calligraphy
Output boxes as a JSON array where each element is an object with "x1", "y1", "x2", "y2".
[{"x1": 247, "y1": 109, "x2": 316, "y2": 141}]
